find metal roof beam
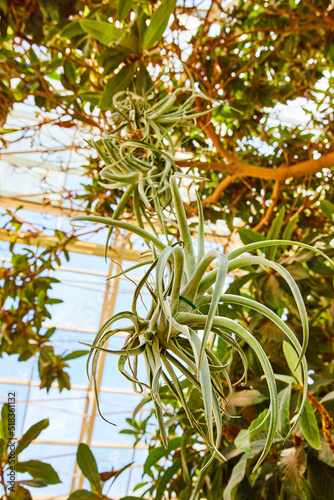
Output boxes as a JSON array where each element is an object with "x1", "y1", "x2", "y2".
[{"x1": 0, "y1": 228, "x2": 142, "y2": 262}]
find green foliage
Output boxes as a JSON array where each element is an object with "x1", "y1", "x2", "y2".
[
  {"x1": 72, "y1": 168, "x2": 333, "y2": 474},
  {"x1": 0, "y1": 406, "x2": 61, "y2": 497},
  {"x1": 0, "y1": 406, "x2": 131, "y2": 498},
  {"x1": 76, "y1": 444, "x2": 102, "y2": 495},
  {"x1": 142, "y1": 0, "x2": 176, "y2": 49},
  {"x1": 68, "y1": 443, "x2": 133, "y2": 499},
  {"x1": 119, "y1": 367, "x2": 334, "y2": 500},
  {"x1": 1, "y1": 0, "x2": 334, "y2": 234},
  {"x1": 1, "y1": 1, "x2": 334, "y2": 499},
  {"x1": 298, "y1": 396, "x2": 321, "y2": 450},
  {"x1": 0, "y1": 210, "x2": 80, "y2": 391},
  {"x1": 66, "y1": 46, "x2": 334, "y2": 487},
  {"x1": 15, "y1": 419, "x2": 49, "y2": 455},
  {"x1": 15, "y1": 461, "x2": 61, "y2": 485},
  {"x1": 85, "y1": 197, "x2": 333, "y2": 499}
]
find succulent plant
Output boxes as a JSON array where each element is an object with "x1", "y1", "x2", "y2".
[
  {"x1": 87, "y1": 89, "x2": 212, "y2": 251},
  {"x1": 71, "y1": 171, "x2": 333, "y2": 471}
]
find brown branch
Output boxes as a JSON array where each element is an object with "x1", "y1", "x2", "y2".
[
  {"x1": 202, "y1": 174, "x2": 239, "y2": 208},
  {"x1": 186, "y1": 98, "x2": 334, "y2": 183},
  {"x1": 195, "y1": 102, "x2": 237, "y2": 164},
  {"x1": 253, "y1": 180, "x2": 281, "y2": 231},
  {"x1": 177, "y1": 152, "x2": 334, "y2": 182},
  {"x1": 177, "y1": 152, "x2": 334, "y2": 181},
  {"x1": 186, "y1": 174, "x2": 239, "y2": 216},
  {"x1": 186, "y1": 2, "x2": 222, "y2": 68},
  {"x1": 307, "y1": 392, "x2": 334, "y2": 454}
]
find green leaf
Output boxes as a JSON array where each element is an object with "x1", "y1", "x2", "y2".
[
  {"x1": 274, "y1": 374, "x2": 298, "y2": 384},
  {"x1": 116, "y1": 32, "x2": 139, "y2": 54},
  {"x1": 283, "y1": 341, "x2": 303, "y2": 385},
  {"x1": 308, "y1": 455, "x2": 334, "y2": 500},
  {"x1": 143, "y1": 437, "x2": 181, "y2": 475},
  {"x1": 248, "y1": 408, "x2": 269, "y2": 438},
  {"x1": 64, "y1": 61, "x2": 76, "y2": 83},
  {"x1": 217, "y1": 336, "x2": 229, "y2": 363},
  {"x1": 266, "y1": 206, "x2": 285, "y2": 260},
  {"x1": 286, "y1": 263, "x2": 309, "y2": 280},
  {"x1": 47, "y1": 298, "x2": 63, "y2": 304},
  {"x1": 170, "y1": 176, "x2": 196, "y2": 276},
  {"x1": 0, "y1": 438, "x2": 4, "y2": 461},
  {"x1": 37, "y1": 289, "x2": 46, "y2": 307},
  {"x1": 99, "y1": 63, "x2": 136, "y2": 110},
  {"x1": 227, "y1": 239, "x2": 333, "y2": 268},
  {"x1": 203, "y1": 291, "x2": 308, "y2": 443},
  {"x1": 228, "y1": 255, "x2": 310, "y2": 365},
  {"x1": 188, "y1": 329, "x2": 214, "y2": 446},
  {"x1": 61, "y1": 21, "x2": 84, "y2": 38},
  {"x1": 178, "y1": 312, "x2": 278, "y2": 470},
  {"x1": 277, "y1": 385, "x2": 291, "y2": 438},
  {"x1": 16, "y1": 419, "x2": 49, "y2": 455},
  {"x1": 101, "y1": 52, "x2": 127, "y2": 76},
  {"x1": 234, "y1": 429, "x2": 251, "y2": 453},
  {"x1": 120, "y1": 497, "x2": 146, "y2": 500},
  {"x1": 118, "y1": 0, "x2": 134, "y2": 21},
  {"x1": 68, "y1": 491, "x2": 102, "y2": 500},
  {"x1": 9, "y1": 484, "x2": 32, "y2": 500},
  {"x1": 257, "y1": 320, "x2": 285, "y2": 342},
  {"x1": 29, "y1": 48, "x2": 39, "y2": 64},
  {"x1": 282, "y1": 214, "x2": 299, "y2": 240},
  {"x1": 320, "y1": 199, "x2": 334, "y2": 221},
  {"x1": 76, "y1": 443, "x2": 102, "y2": 494},
  {"x1": 229, "y1": 389, "x2": 267, "y2": 406},
  {"x1": 1, "y1": 403, "x2": 9, "y2": 440},
  {"x1": 320, "y1": 391, "x2": 334, "y2": 404},
  {"x1": 143, "y1": 0, "x2": 177, "y2": 49},
  {"x1": 200, "y1": 253, "x2": 228, "y2": 373},
  {"x1": 62, "y1": 350, "x2": 89, "y2": 361},
  {"x1": 262, "y1": 274, "x2": 284, "y2": 309},
  {"x1": 15, "y1": 461, "x2": 61, "y2": 485},
  {"x1": 133, "y1": 63, "x2": 153, "y2": 95},
  {"x1": 239, "y1": 228, "x2": 265, "y2": 245},
  {"x1": 16, "y1": 479, "x2": 47, "y2": 488},
  {"x1": 298, "y1": 395, "x2": 321, "y2": 449},
  {"x1": 223, "y1": 454, "x2": 247, "y2": 500},
  {"x1": 318, "y1": 435, "x2": 334, "y2": 467},
  {"x1": 80, "y1": 20, "x2": 122, "y2": 46},
  {"x1": 156, "y1": 458, "x2": 182, "y2": 500}
]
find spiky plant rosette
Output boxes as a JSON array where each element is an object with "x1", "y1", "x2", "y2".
[
  {"x1": 89, "y1": 89, "x2": 212, "y2": 247},
  {"x1": 71, "y1": 176, "x2": 333, "y2": 471}
]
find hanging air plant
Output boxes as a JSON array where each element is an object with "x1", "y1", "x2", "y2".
[
  {"x1": 88, "y1": 89, "x2": 212, "y2": 250},
  {"x1": 71, "y1": 173, "x2": 333, "y2": 471}
]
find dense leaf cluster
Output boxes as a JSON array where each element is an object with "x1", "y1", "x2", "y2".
[{"x1": 0, "y1": 209, "x2": 86, "y2": 391}]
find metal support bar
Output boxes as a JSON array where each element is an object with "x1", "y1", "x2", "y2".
[
  {"x1": 33, "y1": 439, "x2": 148, "y2": 449},
  {"x1": 0, "y1": 379, "x2": 139, "y2": 395},
  {"x1": 70, "y1": 257, "x2": 122, "y2": 492},
  {"x1": 0, "y1": 195, "x2": 86, "y2": 217},
  {"x1": 0, "y1": 228, "x2": 142, "y2": 262},
  {"x1": 0, "y1": 195, "x2": 234, "y2": 245}
]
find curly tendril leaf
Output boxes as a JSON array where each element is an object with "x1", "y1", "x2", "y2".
[{"x1": 83, "y1": 89, "x2": 214, "y2": 255}]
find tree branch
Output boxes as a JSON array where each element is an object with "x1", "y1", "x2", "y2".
[
  {"x1": 253, "y1": 180, "x2": 281, "y2": 231},
  {"x1": 181, "y1": 100, "x2": 334, "y2": 183},
  {"x1": 202, "y1": 174, "x2": 239, "y2": 208},
  {"x1": 177, "y1": 151, "x2": 334, "y2": 181}
]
